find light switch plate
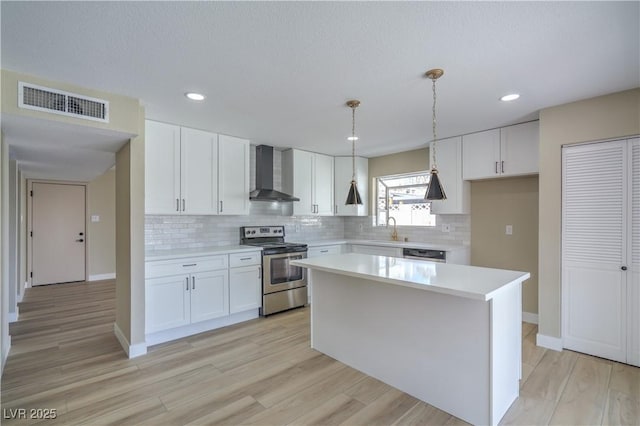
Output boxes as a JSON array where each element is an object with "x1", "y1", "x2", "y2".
[
  {"x1": 442, "y1": 224, "x2": 451, "y2": 233},
  {"x1": 506, "y1": 225, "x2": 513, "y2": 235},
  {"x1": 91, "y1": 215, "x2": 100, "y2": 223}
]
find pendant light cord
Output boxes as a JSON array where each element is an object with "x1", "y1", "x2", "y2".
[
  {"x1": 431, "y1": 76, "x2": 437, "y2": 169},
  {"x1": 352, "y1": 105, "x2": 356, "y2": 181}
]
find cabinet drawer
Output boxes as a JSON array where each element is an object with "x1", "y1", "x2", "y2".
[
  {"x1": 308, "y1": 245, "x2": 342, "y2": 257},
  {"x1": 146, "y1": 255, "x2": 228, "y2": 278},
  {"x1": 229, "y1": 251, "x2": 262, "y2": 267}
]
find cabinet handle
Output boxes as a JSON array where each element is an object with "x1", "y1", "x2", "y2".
[
  {"x1": 258, "y1": 266, "x2": 262, "y2": 279},
  {"x1": 183, "y1": 263, "x2": 197, "y2": 267},
  {"x1": 220, "y1": 200, "x2": 223, "y2": 213},
  {"x1": 501, "y1": 160, "x2": 505, "y2": 173},
  {"x1": 320, "y1": 250, "x2": 328, "y2": 253},
  {"x1": 182, "y1": 199, "x2": 186, "y2": 211},
  {"x1": 495, "y1": 161, "x2": 499, "y2": 174},
  {"x1": 192, "y1": 276, "x2": 196, "y2": 290},
  {"x1": 176, "y1": 198, "x2": 180, "y2": 212},
  {"x1": 240, "y1": 257, "x2": 251, "y2": 261},
  {"x1": 185, "y1": 277, "x2": 189, "y2": 291},
  {"x1": 335, "y1": 205, "x2": 338, "y2": 214}
]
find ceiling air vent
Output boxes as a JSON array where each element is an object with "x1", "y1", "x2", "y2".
[{"x1": 18, "y1": 81, "x2": 109, "y2": 123}]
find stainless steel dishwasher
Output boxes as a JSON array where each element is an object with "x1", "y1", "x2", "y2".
[{"x1": 402, "y1": 248, "x2": 446, "y2": 263}]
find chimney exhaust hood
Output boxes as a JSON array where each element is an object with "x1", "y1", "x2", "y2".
[{"x1": 250, "y1": 145, "x2": 300, "y2": 202}]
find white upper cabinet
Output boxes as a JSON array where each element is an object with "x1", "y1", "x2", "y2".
[
  {"x1": 462, "y1": 121, "x2": 539, "y2": 180},
  {"x1": 218, "y1": 135, "x2": 250, "y2": 215},
  {"x1": 145, "y1": 120, "x2": 250, "y2": 215},
  {"x1": 430, "y1": 136, "x2": 469, "y2": 214},
  {"x1": 334, "y1": 156, "x2": 368, "y2": 216},
  {"x1": 282, "y1": 149, "x2": 335, "y2": 216},
  {"x1": 145, "y1": 121, "x2": 181, "y2": 214},
  {"x1": 180, "y1": 127, "x2": 218, "y2": 215}
]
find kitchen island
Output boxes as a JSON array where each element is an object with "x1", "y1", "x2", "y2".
[{"x1": 291, "y1": 253, "x2": 530, "y2": 425}]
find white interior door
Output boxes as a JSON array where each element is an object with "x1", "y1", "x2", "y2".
[
  {"x1": 32, "y1": 182, "x2": 86, "y2": 285},
  {"x1": 562, "y1": 141, "x2": 628, "y2": 363}
]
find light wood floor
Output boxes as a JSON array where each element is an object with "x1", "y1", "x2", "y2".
[{"x1": 1, "y1": 280, "x2": 638, "y2": 425}]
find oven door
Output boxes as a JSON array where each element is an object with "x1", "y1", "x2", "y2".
[{"x1": 263, "y1": 251, "x2": 307, "y2": 294}]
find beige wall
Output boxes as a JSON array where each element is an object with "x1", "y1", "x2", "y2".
[
  {"x1": 471, "y1": 176, "x2": 539, "y2": 314},
  {"x1": 87, "y1": 168, "x2": 116, "y2": 279},
  {"x1": 538, "y1": 88, "x2": 640, "y2": 339},
  {"x1": 368, "y1": 148, "x2": 429, "y2": 204},
  {"x1": 115, "y1": 105, "x2": 145, "y2": 355},
  {"x1": 1, "y1": 69, "x2": 140, "y2": 135},
  {"x1": 1, "y1": 132, "x2": 10, "y2": 371}
]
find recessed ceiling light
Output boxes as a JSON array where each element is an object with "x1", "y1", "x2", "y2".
[
  {"x1": 500, "y1": 93, "x2": 520, "y2": 102},
  {"x1": 185, "y1": 92, "x2": 206, "y2": 101}
]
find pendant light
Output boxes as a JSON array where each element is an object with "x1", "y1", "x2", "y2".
[
  {"x1": 345, "y1": 99, "x2": 363, "y2": 205},
  {"x1": 424, "y1": 68, "x2": 447, "y2": 201}
]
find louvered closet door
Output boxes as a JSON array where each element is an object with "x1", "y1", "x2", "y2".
[
  {"x1": 562, "y1": 140, "x2": 628, "y2": 363},
  {"x1": 629, "y1": 138, "x2": 640, "y2": 366}
]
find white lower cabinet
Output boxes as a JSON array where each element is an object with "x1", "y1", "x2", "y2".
[
  {"x1": 145, "y1": 251, "x2": 262, "y2": 342},
  {"x1": 145, "y1": 255, "x2": 229, "y2": 334},
  {"x1": 229, "y1": 252, "x2": 262, "y2": 314},
  {"x1": 307, "y1": 244, "x2": 344, "y2": 304}
]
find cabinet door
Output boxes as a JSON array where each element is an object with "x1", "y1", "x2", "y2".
[
  {"x1": 229, "y1": 265, "x2": 262, "y2": 314},
  {"x1": 290, "y1": 150, "x2": 314, "y2": 215},
  {"x1": 146, "y1": 275, "x2": 190, "y2": 333},
  {"x1": 500, "y1": 121, "x2": 539, "y2": 177},
  {"x1": 218, "y1": 135, "x2": 250, "y2": 215},
  {"x1": 462, "y1": 129, "x2": 501, "y2": 180},
  {"x1": 314, "y1": 153, "x2": 335, "y2": 216},
  {"x1": 430, "y1": 136, "x2": 469, "y2": 214},
  {"x1": 145, "y1": 121, "x2": 181, "y2": 214},
  {"x1": 334, "y1": 156, "x2": 368, "y2": 216},
  {"x1": 180, "y1": 127, "x2": 218, "y2": 215},
  {"x1": 190, "y1": 270, "x2": 229, "y2": 323}
]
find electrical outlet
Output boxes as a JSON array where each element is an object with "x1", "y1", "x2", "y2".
[
  {"x1": 441, "y1": 224, "x2": 451, "y2": 233},
  {"x1": 506, "y1": 225, "x2": 513, "y2": 235}
]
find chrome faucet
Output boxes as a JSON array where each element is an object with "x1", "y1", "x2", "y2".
[{"x1": 387, "y1": 216, "x2": 399, "y2": 241}]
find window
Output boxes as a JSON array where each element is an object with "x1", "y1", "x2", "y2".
[{"x1": 376, "y1": 172, "x2": 436, "y2": 227}]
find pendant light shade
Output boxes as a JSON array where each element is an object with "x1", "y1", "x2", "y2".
[
  {"x1": 424, "y1": 68, "x2": 447, "y2": 201},
  {"x1": 345, "y1": 99, "x2": 363, "y2": 205},
  {"x1": 346, "y1": 180, "x2": 363, "y2": 205}
]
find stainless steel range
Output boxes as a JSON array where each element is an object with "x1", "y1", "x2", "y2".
[{"x1": 240, "y1": 226, "x2": 308, "y2": 316}]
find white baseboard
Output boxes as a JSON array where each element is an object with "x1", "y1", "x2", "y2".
[
  {"x1": 8, "y1": 309, "x2": 18, "y2": 323},
  {"x1": 113, "y1": 323, "x2": 147, "y2": 359},
  {"x1": 2, "y1": 335, "x2": 11, "y2": 374},
  {"x1": 522, "y1": 312, "x2": 539, "y2": 324},
  {"x1": 536, "y1": 333, "x2": 563, "y2": 352},
  {"x1": 17, "y1": 290, "x2": 24, "y2": 303},
  {"x1": 89, "y1": 273, "x2": 116, "y2": 282},
  {"x1": 146, "y1": 309, "x2": 260, "y2": 346}
]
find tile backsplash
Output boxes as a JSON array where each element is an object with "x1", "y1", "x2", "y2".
[{"x1": 145, "y1": 212, "x2": 469, "y2": 251}]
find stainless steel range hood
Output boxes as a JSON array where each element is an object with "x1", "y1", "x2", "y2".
[{"x1": 250, "y1": 145, "x2": 300, "y2": 202}]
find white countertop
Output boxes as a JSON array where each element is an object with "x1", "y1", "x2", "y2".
[
  {"x1": 291, "y1": 253, "x2": 529, "y2": 301},
  {"x1": 146, "y1": 245, "x2": 261, "y2": 261},
  {"x1": 305, "y1": 239, "x2": 467, "y2": 252}
]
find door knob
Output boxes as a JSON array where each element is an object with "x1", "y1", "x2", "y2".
[
  {"x1": 621, "y1": 266, "x2": 628, "y2": 271},
  {"x1": 79, "y1": 232, "x2": 84, "y2": 236}
]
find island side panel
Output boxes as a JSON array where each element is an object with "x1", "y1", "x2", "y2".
[
  {"x1": 490, "y1": 282, "x2": 522, "y2": 424},
  {"x1": 310, "y1": 269, "x2": 492, "y2": 425}
]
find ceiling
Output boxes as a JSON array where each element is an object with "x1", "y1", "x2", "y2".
[{"x1": 1, "y1": 1, "x2": 638, "y2": 181}]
